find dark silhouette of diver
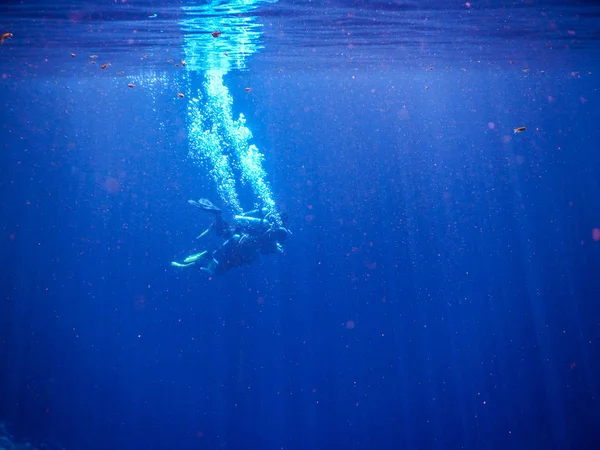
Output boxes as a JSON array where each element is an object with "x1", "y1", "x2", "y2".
[{"x1": 171, "y1": 199, "x2": 291, "y2": 276}]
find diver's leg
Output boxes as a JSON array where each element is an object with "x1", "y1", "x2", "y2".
[
  {"x1": 188, "y1": 199, "x2": 231, "y2": 238},
  {"x1": 214, "y1": 214, "x2": 233, "y2": 239}
]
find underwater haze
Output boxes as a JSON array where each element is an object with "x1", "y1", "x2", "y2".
[{"x1": 1, "y1": 1, "x2": 600, "y2": 449}]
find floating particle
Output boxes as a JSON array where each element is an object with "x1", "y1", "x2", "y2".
[
  {"x1": 513, "y1": 126, "x2": 526, "y2": 134},
  {"x1": 212, "y1": 31, "x2": 221, "y2": 38},
  {"x1": 178, "y1": 93, "x2": 184, "y2": 98},
  {"x1": 100, "y1": 62, "x2": 110, "y2": 69},
  {"x1": 70, "y1": 53, "x2": 76, "y2": 57},
  {"x1": 0, "y1": 32, "x2": 13, "y2": 44},
  {"x1": 103, "y1": 177, "x2": 120, "y2": 194},
  {"x1": 245, "y1": 87, "x2": 252, "y2": 92},
  {"x1": 128, "y1": 83, "x2": 135, "y2": 88}
]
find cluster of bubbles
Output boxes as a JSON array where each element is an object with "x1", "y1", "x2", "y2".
[
  {"x1": 117, "y1": 0, "x2": 280, "y2": 219},
  {"x1": 187, "y1": 73, "x2": 242, "y2": 213},
  {"x1": 187, "y1": 70, "x2": 277, "y2": 220},
  {"x1": 183, "y1": 0, "x2": 280, "y2": 221}
]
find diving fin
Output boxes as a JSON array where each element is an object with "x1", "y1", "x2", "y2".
[
  {"x1": 183, "y1": 251, "x2": 208, "y2": 263},
  {"x1": 188, "y1": 198, "x2": 221, "y2": 213},
  {"x1": 171, "y1": 261, "x2": 195, "y2": 268}
]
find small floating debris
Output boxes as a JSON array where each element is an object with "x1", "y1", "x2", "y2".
[
  {"x1": 178, "y1": 93, "x2": 184, "y2": 98},
  {"x1": 245, "y1": 87, "x2": 252, "y2": 92},
  {"x1": 514, "y1": 126, "x2": 527, "y2": 134},
  {"x1": 128, "y1": 83, "x2": 135, "y2": 88},
  {"x1": 212, "y1": 31, "x2": 221, "y2": 38},
  {"x1": 0, "y1": 32, "x2": 13, "y2": 44},
  {"x1": 70, "y1": 53, "x2": 76, "y2": 57},
  {"x1": 100, "y1": 62, "x2": 110, "y2": 69}
]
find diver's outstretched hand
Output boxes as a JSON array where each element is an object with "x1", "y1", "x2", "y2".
[{"x1": 188, "y1": 198, "x2": 221, "y2": 213}]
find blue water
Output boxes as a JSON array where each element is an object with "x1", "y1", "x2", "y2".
[{"x1": 1, "y1": 1, "x2": 600, "y2": 449}]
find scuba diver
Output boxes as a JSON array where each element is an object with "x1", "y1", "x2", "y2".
[{"x1": 171, "y1": 198, "x2": 291, "y2": 276}]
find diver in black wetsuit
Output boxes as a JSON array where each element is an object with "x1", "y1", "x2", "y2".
[{"x1": 171, "y1": 198, "x2": 291, "y2": 276}]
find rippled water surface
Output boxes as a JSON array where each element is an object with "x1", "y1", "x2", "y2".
[{"x1": 1, "y1": 0, "x2": 599, "y2": 74}]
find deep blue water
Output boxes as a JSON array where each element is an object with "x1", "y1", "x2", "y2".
[{"x1": 1, "y1": 1, "x2": 600, "y2": 449}]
